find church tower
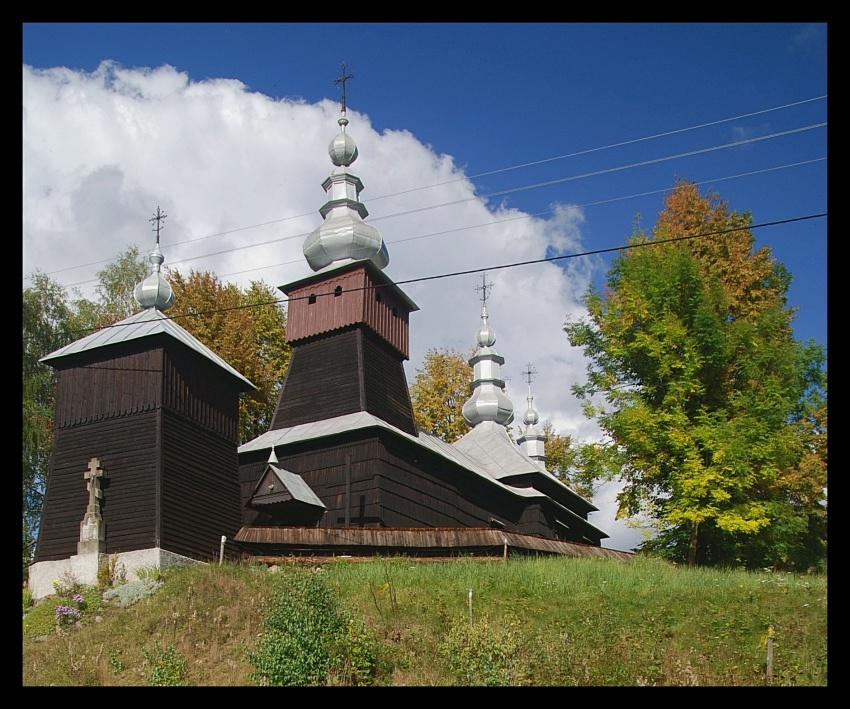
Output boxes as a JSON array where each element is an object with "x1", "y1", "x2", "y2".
[
  {"x1": 269, "y1": 75, "x2": 418, "y2": 436},
  {"x1": 29, "y1": 210, "x2": 254, "y2": 598}
]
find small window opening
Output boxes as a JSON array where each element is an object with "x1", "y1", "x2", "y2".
[
  {"x1": 375, "y1": 291, "x2": 382, "y2": 303},
  {"x1": 392, "y1": 307, "x2": 398, "y2": 317},
  {"x1": 334, "y1": 285, "x2": 343, "y2": 297},
  {"x1": 308, "y1": 293, "x2": 317, "y2": 304}
]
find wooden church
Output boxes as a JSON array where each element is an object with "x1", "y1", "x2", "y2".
[
  {"x1": 233, "y1": 102, "x2": 618, "y2": 559},
  {"x1": 29, "y1": 89, "x2": 627, "y2": 597}
]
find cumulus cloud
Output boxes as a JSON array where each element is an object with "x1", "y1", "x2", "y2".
[{"x1": 23, "y1": 60, "x2": 640, "y2": 550}]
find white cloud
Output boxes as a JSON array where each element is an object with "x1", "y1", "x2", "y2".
[{"x1": 23, "y1": 61, "x2": 641, "y2": 551}]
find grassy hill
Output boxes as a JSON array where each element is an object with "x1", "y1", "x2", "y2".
[{"x1": 22, "y1": 555, "x2": 827, "y2": 686}]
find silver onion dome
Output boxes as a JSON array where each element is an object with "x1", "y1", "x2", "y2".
[
  {"x1": 134, "y1": 242, "x2": 174, "y2": 311},
  {"x1": 302, "y1": 114, "x2": 389, "y2": 272},
  {"x1": 517, "y1": 364, "x2": 547, "y2": 467},
  {"x1": 462, "y1": 296, "x2": 515, "y2": 428}
]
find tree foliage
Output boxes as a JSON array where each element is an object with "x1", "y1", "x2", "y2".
[
  {"x1": 22, "y1": 272, "x2": 84, "y2": 564},
  {"x1": 74, "y1": 246, "x2": 148, "y2": 329},
  {"x1": 409, "y1": 348, "x2": 472, "y2": 443},
  {"x1": 540, "y1": 423, "x2": 592, "y2": 499},
  {"x1": 565, "y1": 180, "x2": 827, "y2": 570}
]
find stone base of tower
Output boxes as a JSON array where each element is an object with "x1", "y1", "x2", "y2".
[{"x1": 27, "y1": 547, "x2": 205, "y2": 600}]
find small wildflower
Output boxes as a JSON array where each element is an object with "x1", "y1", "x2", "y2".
[{"x1": 55, "y1": 605, "x2": 81, "y2": 625}]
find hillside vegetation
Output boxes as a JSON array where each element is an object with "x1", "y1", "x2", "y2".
[{"x1": 22, "y1": 555, "x2": 827, "y2": 686}]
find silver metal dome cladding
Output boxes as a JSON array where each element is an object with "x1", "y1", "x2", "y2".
[
  {"x1": 462, "y1": 277, "x2": 515, "y2": 428},
  {"x1": 134, "y1": 243, "x2": 175, "y2": 311},
  {"x1": 134, "y1": 208, "x2": 175, "y2": 312},
  {"x1": 329, "y1": 117, "x2": 358, "y2": 166},
  {"x1": 302, "y1": 112, "x2": 388, "y2": 272}
]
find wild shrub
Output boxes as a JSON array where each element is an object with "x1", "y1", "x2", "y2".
[
  {"x1": 329, "y1": 615, "x2": 385, "y2": 686},
  {"x1": 141, "y1": 641, "x2": 188, "y2": 686},
  {"x1": 53, "y1": 570, "x2": 85, "y2": 597},
  {"x1": 247, "y1": 567, "x2": 347, "y2": 686},
  {"x1": 97, "y1": 554, "x2": 126, "y2": 589},
  {"x1": 135, "y1": 564, "x2": 163, "y2": 582},
  {"x1": 438, "y1": 613, "x2": 530, "y2": 686},
  {"x1": 23, "y1": 584, "x2": 34, "y2": 612}
]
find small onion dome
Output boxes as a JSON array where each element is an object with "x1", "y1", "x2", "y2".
[
  {"x1": 329, "y1": 117, "x2": 358, "y2": 166},
  {"x1": 134, "y1": 244, "x2": 174, "y2": 311},
  {"x1": 476, "y1": 315, "x2": 496, "y2": 348},
  {"x1": 523, "y1": 400, "x2": 540, "y2": 427}
]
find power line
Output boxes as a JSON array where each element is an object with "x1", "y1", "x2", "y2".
[
  {"x1": 215, "y1": 157, "x2": 826, "y2": 282},
  {"x1": 29, "y1": 212, "x2": 825, "y2": 344},
  {"x1": 45, "y1": 131, "x2": 827, "y2": 292},
  {"x1": 24, "y1": 96, "x2": 826, "y2": 286},
  {"x1": 369, "y1": 96, "x2": 828, "y2": 199}
]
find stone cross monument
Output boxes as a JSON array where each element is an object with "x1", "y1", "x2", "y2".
[{"x1": 78, "y1": 457, "x2": 106, "y2": 555}]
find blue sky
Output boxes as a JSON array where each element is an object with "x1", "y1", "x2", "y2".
[{"x1": 22, "y1": 22, "x2": 828, "y2": 550}]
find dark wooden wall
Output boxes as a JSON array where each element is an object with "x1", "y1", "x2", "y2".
[
  {"x1": 285, "y1": 265, "x2": 411, "y2": 358},
  {"x1": 270, "y1": 328, "x2": 417, "y2": 435},
  {"x1": 35, "y1": 412, "x2": 160, "y2": 562},
  {"x1": 160, "y1": 409, "x2": 243, "y2": 561},
  {"x1": 36, "y1": 339, "x2": 245, "y2": 563},
  {"x1": 238, "y1": 429, "x2": 602, "y2": 545},
  {"x1": 51, "y1": 339, "x2": 241, "y2": 442}
]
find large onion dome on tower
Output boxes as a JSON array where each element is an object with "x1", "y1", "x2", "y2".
[{"x1": 301, "y1": 104, "x2": 389, "y2": 271}]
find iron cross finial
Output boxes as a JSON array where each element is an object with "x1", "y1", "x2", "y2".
[
  {"x1": 334, "y1": 62, "x2": 355, "y2": 114},
  {"x1": 475, "y1": 272, "x2": 494, "y2": 305},
  {"x1": 521, "y1": 363, "x2": 538, "y2": 387},
  {"x1": 149, "y1": 206, "x2": 167, "y2": 246}
]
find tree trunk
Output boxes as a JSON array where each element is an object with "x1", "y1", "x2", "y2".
[{"x1": 687, "y1": 520, "x2": 699, "y2": 566}]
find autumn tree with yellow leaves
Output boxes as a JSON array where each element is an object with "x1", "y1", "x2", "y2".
[{"x1": 565, "y1": 180, "x2": 826, "y2": 570}]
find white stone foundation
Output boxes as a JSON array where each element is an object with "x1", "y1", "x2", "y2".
[{"x1": 27, "y1": 548, "x2": 205, "y2": 600}]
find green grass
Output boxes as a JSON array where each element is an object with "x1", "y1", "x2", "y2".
[{"x1": 22, "y1": 555, "x2": 827, "y2": 686}]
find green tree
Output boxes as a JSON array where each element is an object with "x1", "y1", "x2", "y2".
[
  {"x1": 540, "y1": 423, "x2": 597, "y2": 500},
  {"x1": 565, "y1": 180, "x2": 826, "y2": 569},
  {"x1": 22, "y1": 272, "x2": 85, "y2": 565},
  {"x1": 409, "y1": 347, "x2": 473, "y2": 443},
  {"x1": 74, "y1": 245, "x2": 147, "y2": 329}
]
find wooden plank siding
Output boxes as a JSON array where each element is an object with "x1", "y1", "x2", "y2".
[
  {"x1": 237, "y1": 429, "x2": 601, "y2": 545},
  {"x1": 159, "y1": 409, "x2": 243, "y2": 561},
  {"x1": 361, "y1": 331, "x2": 418, "y2": 435},
  {"x1": 37, "y1": 338, "x2": 245, "y2": 564},
  {"x1": 269, "y1": 328, "x2": 417, "y2": 435},
  {"x1": 285, "y1": 264, "x2": 411, "y2": 358},
  {"x1": 35, "y1": 412, "x2": 160, "y2": 562},
  {"x1": 161, "y1": 341, "x2": 241, "y2": 443},
  {"x1": 52, "y1": 345, "x2": 164, "y2": 427},
  {"x1": 235, "y1": 527, "x2": 634, "y2": 561}
]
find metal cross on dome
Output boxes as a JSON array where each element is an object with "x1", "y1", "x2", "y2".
[
  {"x1": 149, "y1": 206, "x2": 167, "y2": 246},
  {"x1": 521, "y1": 363, "x2": 538, "y2": 386},
  {"x1": 334, "y1": 62, "x2": 355, "y2": 114},
  {"x1": 475, "y1": 272, "x2": 494, "y2": 305}
]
